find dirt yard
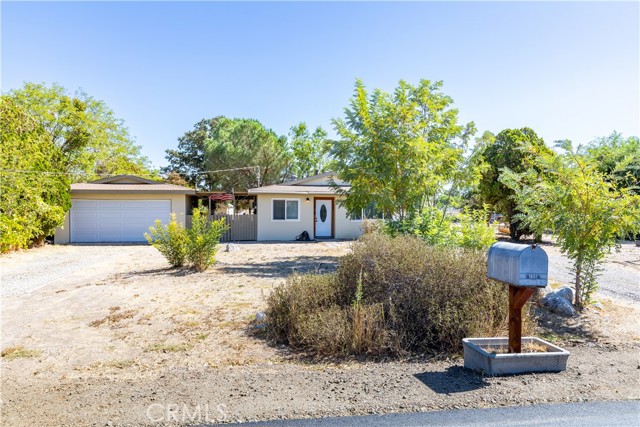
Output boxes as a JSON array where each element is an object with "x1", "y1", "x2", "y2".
[{"x1": 1, "y1": 241, "x2": 639, "y2": 426}]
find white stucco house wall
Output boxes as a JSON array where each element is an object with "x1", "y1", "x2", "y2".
[{"x1": 248, "y1": 172, "x2": 363, "y2": 241}]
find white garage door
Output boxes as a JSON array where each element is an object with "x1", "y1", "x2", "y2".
[{"x1": 71, "y1": 200, "x2": 171, "y2": 243}]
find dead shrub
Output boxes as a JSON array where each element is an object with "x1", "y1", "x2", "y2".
[{"x1": 266, "y1": 232, "x2": 533, "y2": 357}]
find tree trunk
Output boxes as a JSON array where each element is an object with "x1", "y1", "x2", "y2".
[{"x1": 574, "y1": 260, "x2": 583, "y2": 311}]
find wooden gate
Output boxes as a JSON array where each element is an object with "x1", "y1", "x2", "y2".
[{"x1": 210, "y1": 213, "x2": 257, "y2": 242}]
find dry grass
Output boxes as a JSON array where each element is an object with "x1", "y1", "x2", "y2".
[
  {"x1": 267, "y1": 233, "x2": 531, "y2": 357},
  {"x1": 483, "y1": 342, "x2": 549, "y2": 354},
  {"x1": 144, "y1": 342, "x2": 194, "y2": 353},
  {"x1": 89, "y1": 308, "x2": 137, "y2": 328},
  {"x1": 1, "y1": 346, "x2": 41, "y2": 360}
]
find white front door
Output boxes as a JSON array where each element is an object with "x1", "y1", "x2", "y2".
[{"x1": 315, "y1": 199, "x2": 333, "y2": 238}]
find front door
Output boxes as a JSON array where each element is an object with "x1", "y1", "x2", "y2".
[{"x1": 314, "y1": 198, "x2": 333, "y2": 238}]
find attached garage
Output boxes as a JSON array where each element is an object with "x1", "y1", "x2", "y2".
[
  {"x1": 55, "y1": 175, "x2": 194, "y2": 244},
  {"x1": 71, "y1": 200, "x2": 171, "y2": 243}
]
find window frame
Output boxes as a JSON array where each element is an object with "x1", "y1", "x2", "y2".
[
  {"x1": 271, "y1": 198, "x2": 301, "y2": 222},
  {"x1": 349, "y1": 208, "x2": 363, "y2": 222}
]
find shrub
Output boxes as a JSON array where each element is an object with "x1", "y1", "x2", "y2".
[
  {"x1": 145, "y1": 213, "x2": 188, "y2": 267},
  {"x1": 267, "y1": 232, "x2": 530, "y2": 357},
  {"x1": 385, "y1": 207, "x2": 496, "y2": 251},
  {"x1": 186, "y1": 207, "x2": 228, "y2": 272}
]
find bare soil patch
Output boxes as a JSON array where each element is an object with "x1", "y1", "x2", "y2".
[{"x1": 1, "y1": 241, "x2": 639, "y2": 426}]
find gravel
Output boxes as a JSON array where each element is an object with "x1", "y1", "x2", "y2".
[
  {"x1": 544, "y1": 240, "x2": 640, "y2": 303},
  {"x1": 0, "y1": 244, "x2": 152, "y2": 297}
]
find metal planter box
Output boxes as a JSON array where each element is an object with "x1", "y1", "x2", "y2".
[
  {"x1": 487, "y1": 242, "x2": 548, "y2": 287},
  {"x1": 463, "y1": 337, "x2": 570, "y2": 375}
]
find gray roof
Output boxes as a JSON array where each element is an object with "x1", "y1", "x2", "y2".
[
  {"x1": 71, "y1": 183, "x2": 194, "y2": 194},
  {"x1": 248, "y1": 185, "x2": 349, "y2": 195},
  {"x1": 71, "y1": 175, "x2": 195, "y2": 194}
]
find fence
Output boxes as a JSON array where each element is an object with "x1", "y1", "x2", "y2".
[
  {"x1": 185, "y1": 213, "x2": 257, "y2": 241},
  {"x1": 212, "y1": 213, "x2": 257, "y2": 241}
]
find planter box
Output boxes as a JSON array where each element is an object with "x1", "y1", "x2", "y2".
[{"x1": 462, "y1": 337, "x2": 570, "y2": 375}]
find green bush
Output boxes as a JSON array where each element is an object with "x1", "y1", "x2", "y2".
[
  {"x1": 144, "y1": 213, "x2": 188, "y2": 267},
  {"x1": 186, "y1": 207, "x2": 228, "y2": 272},
  {"x1": 385, "y1": 207, "x2": 496, "y2": 251},
  {"x1": 267, "y1": 232, "x2": 529, "y2": 357},
  {"x1": 0, "y1": 96, "x2": 70, "y2": 252}
]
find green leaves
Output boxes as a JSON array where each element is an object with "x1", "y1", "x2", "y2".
[
  {"x1": 330, "y1": 79, "x2": 475, "y2": 219},
  {"x1": 0, "y1": 96, "x2": 70, "y2": 251},
  {"x1": 186, "y1": 207, "x2": 229, "y2": 272},
  {"x1": 500, "y1": 141, "x2": 640, "y2": 309},
  {"x1": 7, "y1": 82, "x2": 152, "y2": 179},
  {"x1": 145, "y1": 208, "x2": 229, "y2": 272},
  {"x1": 287, "y1": 122, "x2": 330, "y2": 179},
  {"x1": 166, "y1": 116, "x2": 290, "y2": 191}
]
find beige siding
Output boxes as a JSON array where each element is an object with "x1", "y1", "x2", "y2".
[
  {"x1": 335, "y1": 203, "x2": 363, "y2": 239},
  {"x1": 256, "y1": 193, "x2": 362, "y2": 241},
  {"x1": 256, "y1": 194, "x2": 314, "y2": 241},
  {"x1": 54, "y1": 193, "x2": 189, "y2": 244}
]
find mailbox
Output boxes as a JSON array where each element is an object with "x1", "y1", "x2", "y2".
[{"x1": 487, "y1": 242, "x2": 548, "y2": 287}]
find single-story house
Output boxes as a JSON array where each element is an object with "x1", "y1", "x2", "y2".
[
  {"x1": 54, "y1": 175, "x2": 194, "y2": 244},
  {"x1": 54, "y1": 172, "x2": 364, "y2": 244},
  {"x1": 248, "y1": 172, "x2": 362, "y2": 241}
]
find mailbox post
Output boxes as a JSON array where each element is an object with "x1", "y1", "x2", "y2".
[{"x1": 487, "y1": 242, "x2": 548, "y2": 353}]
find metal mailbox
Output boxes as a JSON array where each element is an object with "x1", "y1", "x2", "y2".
[{"x1": 487, "y1": 242, "x2": 548, "y2": 287}]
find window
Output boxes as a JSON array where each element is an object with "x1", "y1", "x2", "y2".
[
  {"x1": 272, "y1": 199, "x2": 299, "y2": 221},
  {"x1": 349, "y1": 204, "x2": 385, "y2": 221},
  {"x1": 349, "y1": 208, "x2": 363, "y2": 221}
]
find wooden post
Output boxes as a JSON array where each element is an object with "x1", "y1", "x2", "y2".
[{"x1": 508, "y1": 285, "x2": 535, "y2": 353}]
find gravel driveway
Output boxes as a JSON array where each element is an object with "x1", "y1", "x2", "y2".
[
  {"x1": 544, "y1": 240, "x2": 640, "y2": 303},
  {"x1": 0, "y1": 244, "x2": 156, "y2": 297}
]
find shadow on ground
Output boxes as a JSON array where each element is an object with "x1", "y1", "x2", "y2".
[
  {"x1": 217, "y1": 256, "x2": 341, "y2": 279},
  {"x1": 414, "y1": 365, "x2": 489, "y2": 394}
]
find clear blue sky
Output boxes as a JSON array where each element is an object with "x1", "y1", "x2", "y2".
[{"x1": 2, "y1": 1, "x2": 639, "y2": 169}]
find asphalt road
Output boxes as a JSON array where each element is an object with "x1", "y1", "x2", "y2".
[{"x1": 215, "y1": 401, "x2": 640, "y2": 427}]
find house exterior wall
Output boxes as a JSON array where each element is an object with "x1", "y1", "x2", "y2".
[
  {"x1": 255, "y1": 193, "x2": 362, "y2": 241},
  {"x1": 54, "y1": 193, "x2": 189, "y2": 244}
]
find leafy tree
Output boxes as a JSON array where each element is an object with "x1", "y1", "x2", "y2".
[
  {"x1": 581, "y1": 132, "x2": 639, "y2": 194},
  {"x1": 0, "y1": 96, "x2": 70, "y2": 251},
  {"x1": 330, "y1": 79, "x2": 475, "y2": 219},
  {"x1": 474, "y1": 127, "x2": 552, "y2": 240},
  {"x1": 165, "y1": 117, "x2": 290, "y2": 191},
  {"x1": 7, "y1": 83, "x2": 152, "y2": 180},
  {"x1": 163, "y1": 118, "x2": 215, "y2": 189},
  {"x1": 286, "y1": 123, "x2": 331, "y2": 179},
  {"x1": 204, "y1": 118, "x2": 289, "y2": 191},
  {"x1": 501, "y1": 140, "x2": 640, "y2": 310},
  {"x1": 163, "y1": 171, "x2": 191, "y2": 187}
]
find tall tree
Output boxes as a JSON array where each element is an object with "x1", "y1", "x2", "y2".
[
  {"x1": 330, "y1": 79, "x2": 475, "y2": 219},
  {"x1": 501, "y1": 140, "x2": 640, "y2": 310},
  {"x1": 163, "y1": 118, "x2": 217, "y2": 189},
  {"x1": 581, "y1": 132, "x2": 639, "y2": 194},
  {"x1": 287, "y1": 123, "x2": 331, "y2": 179},
  {"x1": 474, "y1": 127, "x2": 552, "y2": 240},
  {"x1": 0, "y1": 96, "x2": 70, "y2": 251},
  {"x1": 7, "y1": 83, "x2": 153, "y2": 180},
  {"x1": 164, "y1": 117, "x2": 290, "y2": 192}
]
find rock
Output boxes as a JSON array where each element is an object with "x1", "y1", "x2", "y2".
[
  {"x1": 225, "y1": 243, "x2": 240, "y2": 252},
  {"x1": 555, "y1": 287, "x2": 574, "y2": 302},
  {"x1": 541, "y1": 290, "x2": 577, "y2": 317},
  {"x1": 253, "y1": 311, "x2": 267, "y2": 330}
]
